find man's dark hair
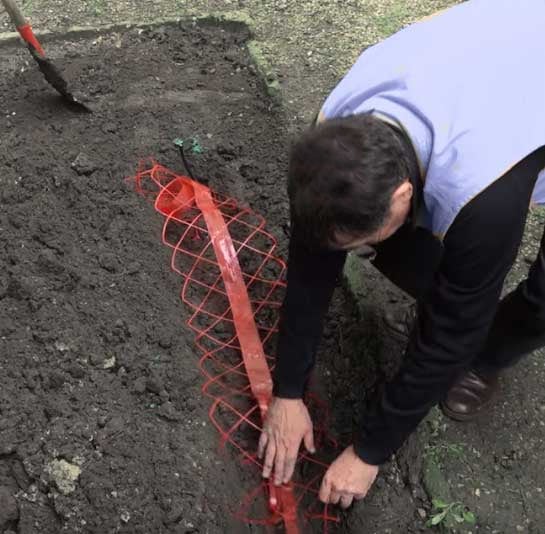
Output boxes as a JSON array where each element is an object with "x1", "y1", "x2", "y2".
[{"x1": 288, "y1": 114, "x2": 410, "y2": 249}]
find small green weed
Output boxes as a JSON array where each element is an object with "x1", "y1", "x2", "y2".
[
  {"x1": 374, "y1": 4, "x2": 411, "y2": 37},
  {"x1": 173, "y1": 137, "x2": 205, "y2": 154},
  {"x1": 428, "y1": 499, "x2": 476, "y2": 528},
  {"x1": 23, "y1": 0, "x2": 34, "y2": 16},
  {"x1": 89, "y1": 0, "x2": 107, "y2": 17},
  {"x1": 426, "y1": 442, "x2": 465, "y2": 464}
]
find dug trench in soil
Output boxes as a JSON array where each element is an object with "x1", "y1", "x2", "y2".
[{"x1": 0, "y1": 20, "x2": 428, "y2": 534}]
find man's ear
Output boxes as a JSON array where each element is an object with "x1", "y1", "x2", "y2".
[{"x1": 393, "y1": 180, "x2": 413, "y2": 203}]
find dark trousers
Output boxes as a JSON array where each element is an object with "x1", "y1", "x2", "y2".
[{"x1": 370, "y1": 174, "x2": 545, "y2": 376}]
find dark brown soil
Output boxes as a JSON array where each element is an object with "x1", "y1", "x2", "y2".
[
  {"x1": 0, "y1": 21, "x2": 429, "y2": 534},
  {"x1": 0, "y1": 21, "x2": 289, "y2": 534}
]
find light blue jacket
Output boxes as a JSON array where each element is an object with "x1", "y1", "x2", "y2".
[{"x1": 320, "y1": 0, "x2": 545, "y2": 238}]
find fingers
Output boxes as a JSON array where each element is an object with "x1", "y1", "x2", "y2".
[
  {"x1": 257, "y1": 431, "x2": 268, "y2": 459},
  {"x1": 329, "y1": 490, "x2": 341, "y2": 505},
  {"x1": 303, "y1": 428, "x2": 316, "y2": 454},
  {"x1": 340, "y1": 493, "x2": 354, "y2": 509},
  {"x1": 321, "y1": 488, "x2": 357, "y2": 509},
  {"x1": 282, "y1": 454, "x2": 297, "y2": 484},
  {"x1": 260, "y1": 432, "x2": 300, "y2": 485},
  {"x1": 319, "y1": 476, "x2": 362, "y2": 508},
  {"x1": 273, "y1": 446, "x2": 286, "y2": 486},
  {"x1": 262, "y1": 438, "x2": 276, "y2": 480},
  {"x1": 319, "y1": 476, "x2": 332, "y2": 503}
]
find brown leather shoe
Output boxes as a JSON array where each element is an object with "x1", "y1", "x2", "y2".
[{"x1": 441, "y1": 370, "x2": 500, "y2": 422}]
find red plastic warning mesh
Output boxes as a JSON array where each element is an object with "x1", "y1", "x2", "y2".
[{"x1": 131, "y1": 162, "x2": 340, "y2": 533}]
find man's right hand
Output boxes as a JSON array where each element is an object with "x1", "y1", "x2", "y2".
[{"x1": 257, "y1": 397, "x2": 316, "y2": 485}]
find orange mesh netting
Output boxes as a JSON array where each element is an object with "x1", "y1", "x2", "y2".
[{"x1": 130, "y1": 162, "x2": 339, "y2": 533}]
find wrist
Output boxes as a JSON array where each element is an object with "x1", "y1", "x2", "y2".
[
  {"x1": 272, "y1": 396, "x2": 304, "y2": 404},
  {"x1": 272, "y1": 380, "x2": 305, "y2": 399},
  {"x1": 352, "y1": 439, "x2": 386, "y2": 466}
]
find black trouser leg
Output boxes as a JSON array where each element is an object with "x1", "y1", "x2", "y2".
[
  {"x1": 371, "y1": 207, "x2": 545, "y2": 377},
  {"x1": 474, "y1": 225, "x2": 545, "y2": 374},
  {"x1": 371, "y1": 225, "x2": 443, "y2": 300}
]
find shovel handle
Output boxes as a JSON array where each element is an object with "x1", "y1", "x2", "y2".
[
  {"x1": 1, "y1": 0, "x2": 27, "y2": 28},
  {"x1": 1, "y1": 0, "x2": 45, "y2": 56}
]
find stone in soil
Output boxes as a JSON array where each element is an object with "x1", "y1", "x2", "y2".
[{"x1": 0, "y1": 486, "x2": 19, "y2": 528}]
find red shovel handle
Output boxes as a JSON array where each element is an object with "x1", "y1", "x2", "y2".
[
  {"x1": 1, "y1": 0, "x2": 45, "y2": 56},
  {"x1": 17, "y1": 24, "x2": 46, "y2": 56}
]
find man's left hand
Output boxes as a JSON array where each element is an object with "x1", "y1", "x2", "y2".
[{"x1": 319, "y1": 445, "x2": 379, "y2": 509}]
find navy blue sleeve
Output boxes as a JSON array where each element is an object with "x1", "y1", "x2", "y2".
[{"x1": 273, "y1": 229, "x2": 346, "y2": 398}]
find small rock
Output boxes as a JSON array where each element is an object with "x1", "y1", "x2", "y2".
[
  {"x1": 103, "y1": 356, "x2": 116, "y2": 370},
  {"x1": 0, "y1": 486, "x2": 19, "y2": 527},
  {"x1": 216, "y1": 142, "x2": 240, "y2": 160},
  {"x1": 98, "y1": 252, "x2": 118, "y2": 273},
  {"x1": 117, "y1": 366, "x2": 127, "y2": 381},
  {"x1": 54, "y1": 341, "x2": 71, "y2": 352},
  {"x1": 105, "y1": 416, "x2": 124, "y2": 435},
  {"x1": 45, "y1": 459, "x2": 81, "y2": 495},
  {"x1": 37, "y1": 250, "x2": 65, "y2": 275},
  {"x1": 43, "y1": 403, "x2": 64, "y2": 420},
  {"x1": 101, "y1": 122, "x2": 118, "y2": 134},
  {"x1": 133, "y1": 376, "x2": 147, "y2": 394},
  {"x1": 417, "y1": 507, "x2": 426, "y2": 519},
  {"x1": 71, "y1": 152, "x2": 98, "y2": 176},
  {"x1": 67, "y1": 363, "x2": 86, "y2": 379},
  {"x1": 158, "y1": 402, "x2": 181, "y2": 422},
  {"x1": 97, "y1": 415, "x2": 108, "y2": 428},
  {"x1": 126, "y1": 261, "x2": 140, "y2": 275},
  {"x1": 158, "y1": 334, "x2": 172, "y2": 349},
  {"x1": 166, "y1": 497, "x2": 184, "y2": 524},
  {"x1": 0, "y1": 443, "x2": 15, "y2": 455},
  {"x1": 6, "y1": 277, "x2": 32, "y2": 300},
  {"x1": 11, "y1": 459, "x2": 30, "y2": 490},
  {"x1": 89, "y1": 353, "x2": 106, "y2": 367},
  {"x1": 46, "y1": 371, "x2": 65, "y2": 390},
  {"x1": 120, "y1": 511, "x2": 130, "y2": 523},
  {"x1": 146, "y1": 376, "x2": 163, "y2": 394},
  {"x1": 181, "y1": 519, "x2": 196, "y2": 533}
]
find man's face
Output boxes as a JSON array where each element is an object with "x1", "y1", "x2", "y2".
[{"x1": 331, "y1": 180, "x2": 413, "y2": 253}]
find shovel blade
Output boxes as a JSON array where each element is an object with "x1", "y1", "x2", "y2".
[{"x1": 29, "y1": 47, "x2": 92, "y2": 112}]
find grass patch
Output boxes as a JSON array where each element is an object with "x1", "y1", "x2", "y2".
[
  {"x1": 428, "y1": 499, "x2": 476, "y2": 528},
  {"x1": 425, "y1": 442, "x2": 465, "y2": 467},
  {"x1": 374, "y1": 3, "x2": 412, "y2": 37},
  {"x1": 87, "y1": 0, "x2": 107, "y2": 17}
]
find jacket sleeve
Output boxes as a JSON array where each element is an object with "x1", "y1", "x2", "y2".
[{"x1": 273, "y1": 230, "x2": 346, "y2": 398}]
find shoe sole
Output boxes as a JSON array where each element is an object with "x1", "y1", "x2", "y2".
[
  {"x1": 440, "y1": 392, "x2": 498, "y2": 423},
  {"x1": 440, "y1": 402, "x2": 484, "y2": 422}
]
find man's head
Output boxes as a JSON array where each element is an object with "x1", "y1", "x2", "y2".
[{"x1": 288, "y1": 114, "x2": 413, "y2": 251}]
